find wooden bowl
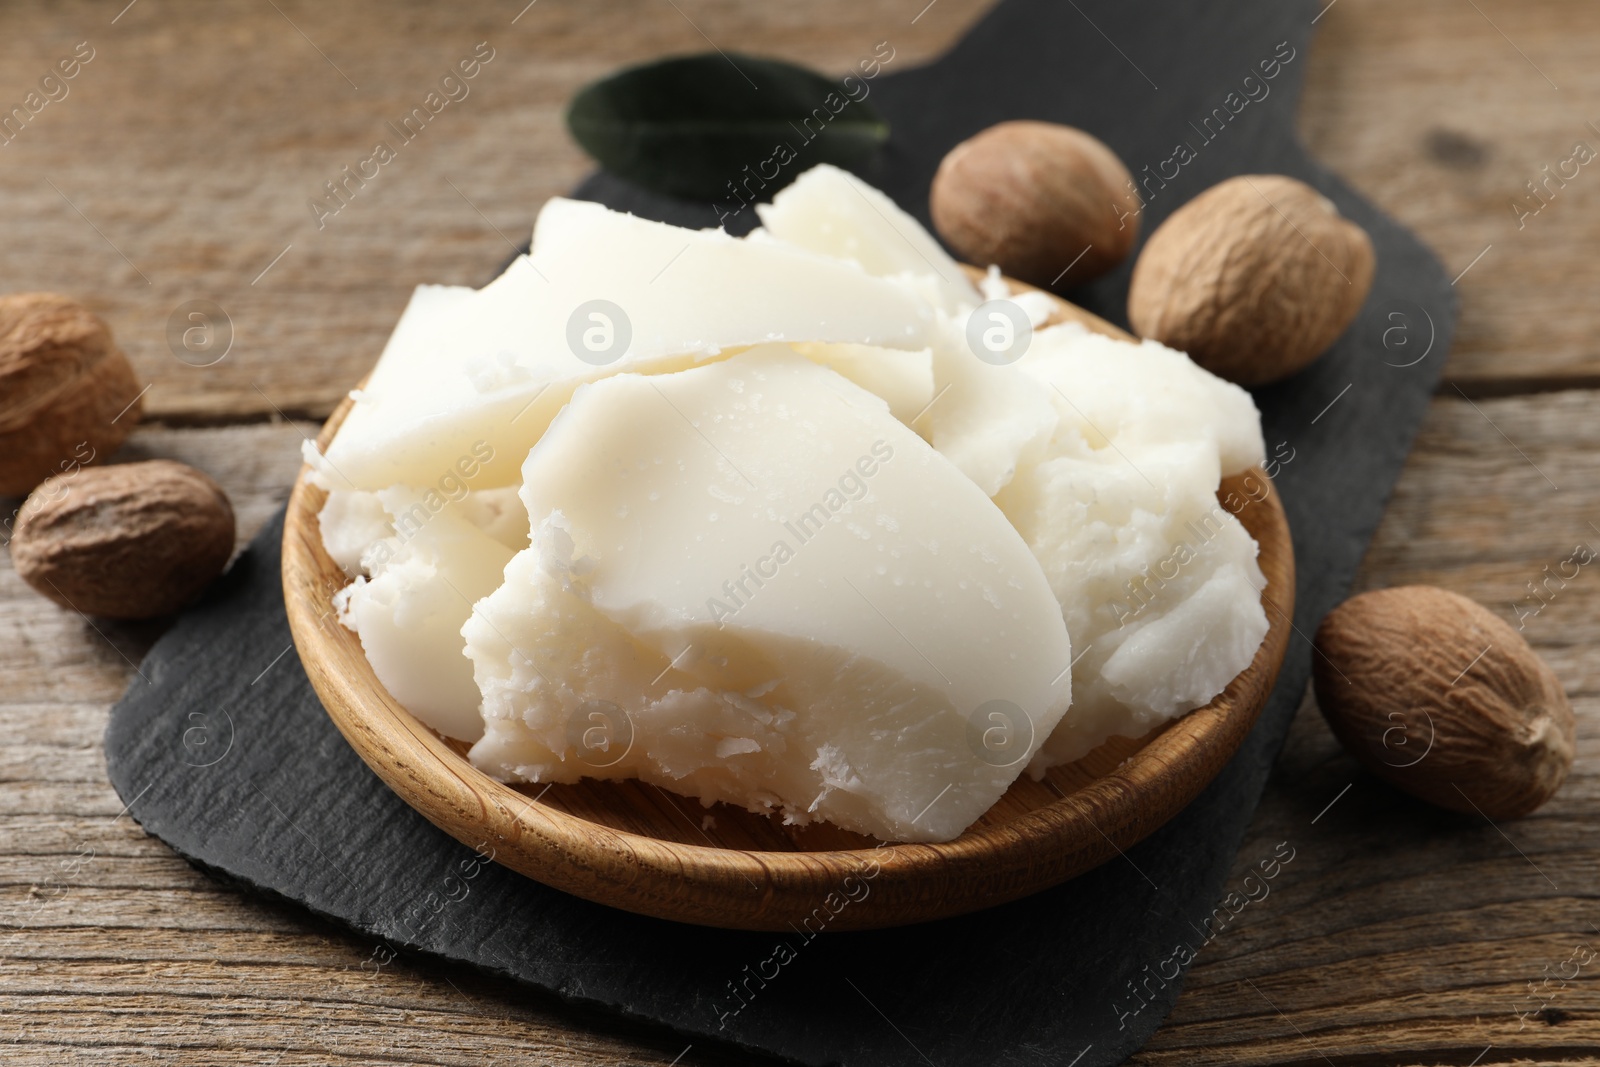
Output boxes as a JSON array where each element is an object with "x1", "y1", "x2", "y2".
[{"x1": 282, "y1": 279, "x2": 1294, "y2": 931}]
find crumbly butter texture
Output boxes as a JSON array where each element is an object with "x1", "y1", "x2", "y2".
[{"x1": 312, "y1": 166, "x2": 1269, "y2": 842}]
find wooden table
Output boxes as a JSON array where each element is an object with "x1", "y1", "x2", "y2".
[{"x1": 3, "y1": 1, "x2": 1597, "y2": 1063}]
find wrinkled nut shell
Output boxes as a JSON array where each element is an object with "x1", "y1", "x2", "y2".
[
  {"x1": 11, "y1": 459, "x2": 235, "y2": 620},
  {"x1": 1313, "y1": 586, "x2": 1574, "y2": 819},
  {"x1": 0, "y1": 292, "x2": 144, "y2": 497},
  {"x1": 931, "y1": 120, "x2": 1140, "y2": 290},
  {"x1": 1128, "y1": 174, "x2": 1375, "y2": 386}
]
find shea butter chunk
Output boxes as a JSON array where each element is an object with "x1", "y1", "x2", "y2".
[
  {"x1": 918, "y1": 314, "x2": 1060, "y2": 496},
  {"x1": 313, "y1": 199, "x2": 935, "y2": 491},
  {"x1": 337, "y1": 498, "x2": 513, "y2": 743},
  {"x1": 755, "y1": 163, "x2": 981, "y2": 313},
  {"x1": 463, "y1": 348, "x2": 1072, "y2": 841},
  {"x1": 993, "y1": 324, "x2": 1270, "y2": 768}
]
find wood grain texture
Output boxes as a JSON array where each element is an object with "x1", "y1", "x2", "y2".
[
  {"x1": 4, "y1": 0, "x2": 1600, "y2": 1063},
  {"x1": 280, "y1": 281, "x2": 1292, "y2": 931},
  {"x1": 0, "y1": 0, "x2": 997, "y2": 425},
  {"x1": 1132, "y1": 389, "x2": 1600, "y2": 1066},
  {"x1": 13, "y1": 393, "x2": 1598, "y2": 1066},
  {"x1": 2, "y1": 0, "x2": 1590, "y2": 424},
  {"x1": 1299, "y1": 0, "x2": 1600, "y2": 394}
]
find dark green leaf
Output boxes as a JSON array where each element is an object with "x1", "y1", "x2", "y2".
[{"x1": 565, "y1": 53, "x2": 889, "y2": 201}]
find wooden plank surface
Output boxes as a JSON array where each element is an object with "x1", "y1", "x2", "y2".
[
  {"x1": 0, "y1": 0, "x2": 997, "y2": 424},
  {"x1": 3, "y1": 1, "x2": 1599, "y2": 1064},
  {"x1": 1299, "y1": 0, "x2": 1600, "y2": 395},
  {"x1": 1135, "y1": 390, "x2": 1600, "y2": 1066}
]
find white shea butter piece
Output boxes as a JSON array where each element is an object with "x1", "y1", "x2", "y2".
[
  {"x1": 978, "y1": 267, "x2": 1055, "y2": 327},
  {"x1": 1000, "y1": 446, "x2": 1268, "y2": 767},
  {"x1": 1019, "y1": 323, "x2": 1266, "y2": 477},
  {"x1": 918, "y1": 314, "x2": 1059, "y2": 496},
  {"x1": 338, "y1": 497, "x2": 513, "y2": 744},
  {"x1": 788, "y1": 341, "x2": 934, "y2": 423},
  {"x1": 311, "y1": 200, "x2": 935, "y2": 492},
  {"x1": 755, "y1": 163, "x2": 982, "y2": 313},
  {"x1": 990, "y1": 324, "x2": 1270, "y2": 769},
  {"x1": 463, "y1": 348, "x2": 1073, "y2": 842},
  {"x1": 318, "y1": 489, "x2": 394, "y2": 576},
  {"x1": 454, "y1": 485, "x2": 530, "y2": 551},
  {"x1": 319, "y1": 484, "x2": 530, "y2": 580}
]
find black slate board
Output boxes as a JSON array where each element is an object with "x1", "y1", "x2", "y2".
[{"x1": 104, "y1": 1, "x2": 1457, "y2": 1063}]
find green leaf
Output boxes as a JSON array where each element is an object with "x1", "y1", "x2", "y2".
[{"x1": 566, "y1": 53, "x2": 889, "y2": 201}]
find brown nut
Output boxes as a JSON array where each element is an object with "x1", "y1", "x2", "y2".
[
  {"x1": 930, "y1": 120, "x2": 1140, "y2": 290},
  {"x1": 1127, "y1": 174, "x2": 1375, "y2": 386},
  {"x1": 1312, "y1": 586, "x2": 1574, "y2": 819},
  {"x1": 11, "y1": 459, "x2": 235, "y2": 620},
  {"x1": 0, "y1": 292, "x2": 145, "y2": 497}
]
